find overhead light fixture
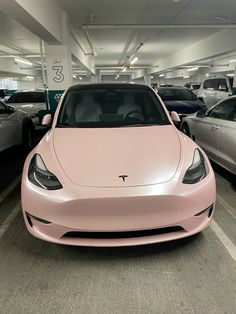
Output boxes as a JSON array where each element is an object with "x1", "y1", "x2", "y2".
[
  {"x1": 122, "y1": 67, "x2": 127, "y2": 72},
  {"x1": 227, "y1": 73, "x2": 234, "y2": 77},
  {"x1": 159, "y1": 74, "x2": 164, "y2": 77},
  {"x1": 183, "y1": 75, "x2": 190, "y2": 79},
  {"x1": 26, "y1": 76, "x2": 34, "y2": 80},
  {"x1": 150, "y1": 76, "x2": 153, "y2": 79},
  {"x1": 229, "y1": 59, "x2": 236, "y2": 63},
  {"x1": 130, "y1": 57, "x2": 138, "y2": 65},
  {"x1": 205, "y1": 73, "x2": 210, "y2": 77},
  {"x1": 79, "y1": 77, "x2": 83, "y2": 80},
  {"x1": 14, "y1": 57, "x2": 32, "y2": 66},
  {"x1": 187, "y1": 67, "x2": 199, "y2": 72},
  {"x1": 73, "y1": 74, "x2": 77, "y2": 78}
]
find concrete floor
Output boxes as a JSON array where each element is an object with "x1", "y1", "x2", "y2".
[{"x1": 0, "y1": 148, "x2": 235, "y2": 314}]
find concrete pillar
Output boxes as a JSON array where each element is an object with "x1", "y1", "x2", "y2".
[
  {"x1": 233, "y1": 63, "x2": 236, "y2": 87},
  {"x1": 144, "y1": 75, "x2": 152, "y2": 86},
  {"x1": 90, "y1": 69, "x2": 101, "y2": 84},
  {"x1": 45, "y1": 44, "x2": 73, "y2": 112}
]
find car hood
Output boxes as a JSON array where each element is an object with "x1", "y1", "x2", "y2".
[
  {"x1": 53, "y1": 125, "x2": 181, "y2": 187},
  {"x1": 164, "y1": 100, "x2": 204, "y2": 114}
]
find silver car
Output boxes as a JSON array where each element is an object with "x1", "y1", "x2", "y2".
[
  {"x1": 6, "y1": 90, "x2": 47, "y2": 128},
  {"x1": 181, "y1": 97, "x2": 236, "y2": 175}
]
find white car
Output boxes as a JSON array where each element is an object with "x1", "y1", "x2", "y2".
[
  {"x1": 6, "y1": 90, "x2": 47, "y2": 128},
  {"x1": 197, "y1": 75, "x2": 235, "y2": 108},
  {"x1": 181, "y1": 97, "x2": 236, "y2": 175},
  {"x1": 0, "y1": 100, "x2": 34, "y2": 152}
]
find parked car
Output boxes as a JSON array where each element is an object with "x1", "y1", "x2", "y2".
[
  {"x1": 0, "y1": 100, "x2": 34, "y2": 152},
  {"x1": 181, "y1": 97, "x2": 236, "y2": 175},
  {"x1": 21, "y1": 83, "x2": 216, "y2": 247},
  {"x1": 6, "y1": 90, "x2": 47, "y2": 128},
  {"x1": 158, "y1": 87, "x2": 206, "y2": 118},
  {"x1": 197, "y1": 75, "x2": 236, "y2": 108}
]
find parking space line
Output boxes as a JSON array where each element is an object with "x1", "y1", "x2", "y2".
[
  {"x1": 217, "y1": 194, "x2": 236, "y2": 220},
  {"x1": 0, "y1": 176, "x2": 21, "y2": 204},
  {"x1": 210, "y1": 220, "x2": 236, "y2": 263},
  {"x1": 0, "y1": 202, "x2": 21, "y2": 239}
]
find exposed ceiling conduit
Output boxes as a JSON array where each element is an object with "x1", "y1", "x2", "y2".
[{"x1": 82, "y1": 24, "x2": 236, "y2": 30}]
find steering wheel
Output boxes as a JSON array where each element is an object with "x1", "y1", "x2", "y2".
[{"x1": 124, "y1": 110, "x2": 145, "y2": 121}]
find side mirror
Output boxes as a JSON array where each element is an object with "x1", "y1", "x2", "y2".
[
  {"x1": 196, "y1": 109, "x2": 207, "y2": 118},
  {"x1": 6, "y1": 105, "x2": 15, "y2": 113},
  {"x1": 42, "y1": 113, "x2": 52, "y2": 126},
  {"x1": 170, "y1": 111, "x2": 181, "y2": 122}
]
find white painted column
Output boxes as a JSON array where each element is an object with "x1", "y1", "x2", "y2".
[
  {"x1": 144, "y1": 75, "x2": 152, "y2": 86},
  {"x1": 90, "y1": 69, "x2": 101, "y2": 83},
  {"x1": 45, "y1": 44, "x2": 73, "y2": 112}
]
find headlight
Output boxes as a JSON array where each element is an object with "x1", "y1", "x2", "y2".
[
  {"x1": 28, "y1": 154, "x2": 62, "y2": 190},
  {"x1": 183, "y1": 149, "x2": 209, "y2": 184}
]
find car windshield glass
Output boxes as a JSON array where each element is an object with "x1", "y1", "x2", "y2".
[
  {"x1": 158, "y1": 88, "x2": 197, "y2": 101},
  {"x1": 7, "y1": 92, "x2": 45, "y2": 103},
  {"x1": 57, "y1": 88, "x2": 170, "y2": 128}
]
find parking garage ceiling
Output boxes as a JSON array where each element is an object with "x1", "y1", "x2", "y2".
[{"x1": 1, "y1": 0, "x2": 236, "y2": 78}]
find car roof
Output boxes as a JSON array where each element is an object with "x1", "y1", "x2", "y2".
[{"x1": 69, "y1": 83, "x2": 152, "y2": 92}]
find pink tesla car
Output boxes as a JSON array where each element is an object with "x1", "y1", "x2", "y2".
[{"x1": 21, "y1": 84, "x2": 216, "y2": 247}]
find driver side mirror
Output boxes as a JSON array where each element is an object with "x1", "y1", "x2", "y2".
[
  {"x1": 170, "y1": 111, "x2": 181, "y2": 123},
  {"x1": 42, "y1": 113, "x2": 52, "y2": 126},
  {"x1": 6, "y1": 105, "x2": 15, "y2": 113},
  {"x1": 196, "y1": 109, "x2": 207, "y2": 118}
]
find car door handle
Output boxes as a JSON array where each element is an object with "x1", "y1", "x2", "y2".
[{"x1": 211, "y1": 125, "x2": 219, "y2": 131}]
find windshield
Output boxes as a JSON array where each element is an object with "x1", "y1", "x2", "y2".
[
  {"x1": 7, "y1": 92, "x2": 46, "y2": 103},
  {"x1": 158, "y1": 88, "x2": 197, "y2": 101},
  {"x1": 57, "y1": 88, "x2": 170, "y2": 128}
]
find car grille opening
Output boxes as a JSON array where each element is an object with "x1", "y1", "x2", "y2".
[{"x1": 63, "y1": 226, "x2": 184, "y2": 239}]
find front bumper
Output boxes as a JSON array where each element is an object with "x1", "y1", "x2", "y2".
[{"x1": 21, "y1": 172, "x2": 216, "y2": 247}]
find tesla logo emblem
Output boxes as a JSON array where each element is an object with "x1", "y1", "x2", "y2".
[{"x1": 119, "y1": 175, "x2": 128, "y2": 182}]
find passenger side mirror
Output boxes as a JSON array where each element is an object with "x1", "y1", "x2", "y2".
[
  {"x1": 170, "y1": 111, "x2": 181, "y2": 122},
  {"x1": 42, "y1": 113, "x2": 52, "y2": 126},
  {"x1": 196, "y1": 109, "x2": 207, "y2": 118}
]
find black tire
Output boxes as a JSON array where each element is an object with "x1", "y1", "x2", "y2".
[
  {"x1": 181, "y1": 123, "x2": 191, "y2": 137},
  {"x1": 22, "y1": 119, "x2": 34, "y2": 150}
]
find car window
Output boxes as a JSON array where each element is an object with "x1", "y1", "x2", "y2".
[
  {"x1": 208, "y1": 98, "x2": 236, "y2": 122},
  {"x1": 7, "y1": 92, "x2": 45, "y2": 103},
  {"x1": 203, "y1": 79, "x2": 219, "y2": 90},
  {"x1": 158, "y1": 88, "x2": 197, "y2": 101},
  {"x1": 57, "y1": 88, "x2": 170, "y2": 128},
  {"x1": 218, "y1": 79, "x2": 228, "y2": 91}
]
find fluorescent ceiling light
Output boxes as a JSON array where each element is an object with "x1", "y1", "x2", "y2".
[
  {"x1": 14, "y1": 57, "x2": 32, "y2": 66},
  {"x1": 150, "y1": 76, "x2": 153, "y2": 79},
  {"x1": 205, "y1": 73, "x2": 210, "y2": 77},
  {"x1": 122, "y1": 67, "x2": 127, "y2": 72},
  {"x1": 183, "y1": 75, "x2": 190, "y2": 79},
  {"x1": 227, "y1": 73, "x2": 234, "y2": 77},
  {"x1": 130, "y1": 57, "x2": 138, "y2": 65},
  {"x1": 73, "y1": 74, "x2": 77, "y2": 78},
  {"x1": 229, "y1": 59, "x2": 236, "y2": 63},
  {"x1": 26, "y1": 76, "x2": 34, "y2": 80},
  {"x1": 159, "y1": 74, "x2": 164, "y2": 77},
  {"x1": 79, "y1": 77, "x2": 82, "y2": 80},
  {"x1": 187, "y1": 67, "x2": 199, "y2": 72}
]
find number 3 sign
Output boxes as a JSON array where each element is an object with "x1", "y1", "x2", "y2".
[{"x1": 52, "y1": 65, "x2": 64, "y2": 83}]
